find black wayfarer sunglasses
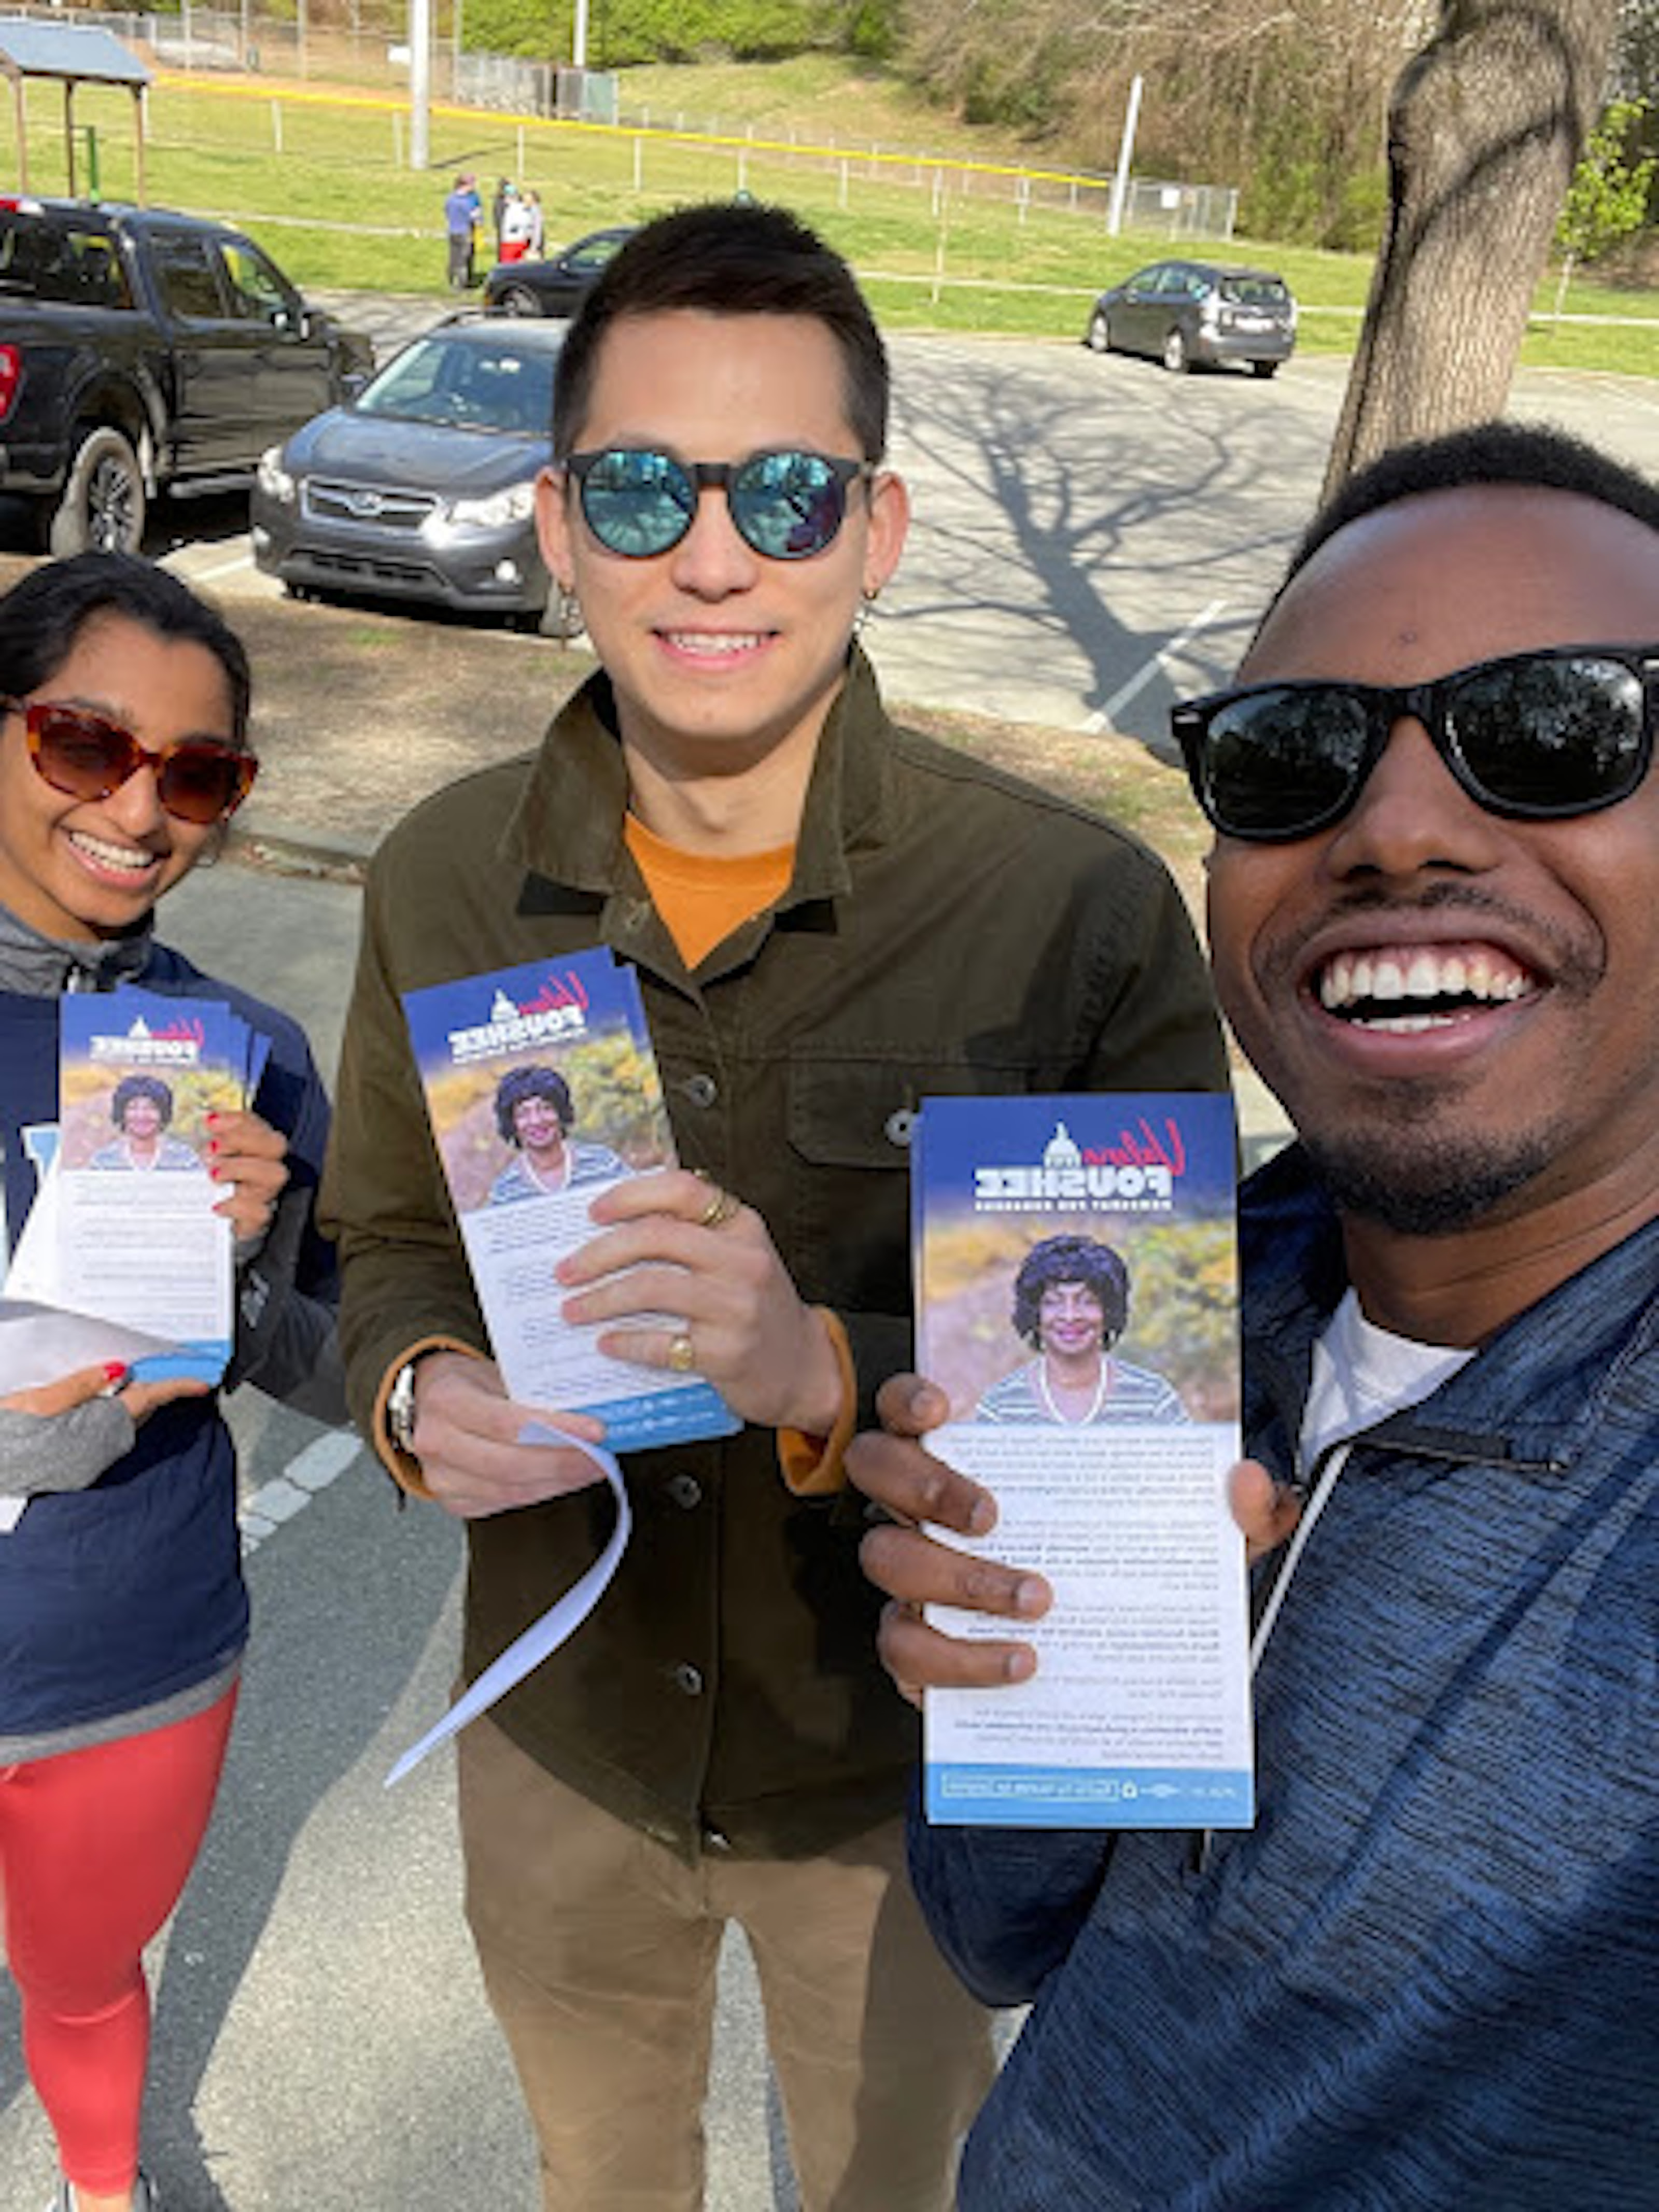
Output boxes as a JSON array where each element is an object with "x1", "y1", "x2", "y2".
[{"x1": 1170, "y1": 643, "x2": 1659, "y2": 843}]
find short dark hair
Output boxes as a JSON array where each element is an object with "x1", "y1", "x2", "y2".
[
  {"x1": 1266, "y1": 420, "x2": 1659, "y2": 630},
  {"x1": 552, "y1": 202, "x2": 889, "y2": 463},
  {"x1": 1011, "y1": 1234, "x2": 1130, "y2": 1348},
  {"x1": 0, "y1": 554, "x2": 251, "y2": 745},
  {"x1": 495, "y1": 1064, "x2": 573, "y2": 1144},
  {"x1": 112, "y1": 1073, "x2": 174, "y2": 1128}
]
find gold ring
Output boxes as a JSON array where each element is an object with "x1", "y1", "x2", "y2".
[
  {"x1": 695, "y1": 1185, "x2": 741, "y2": 1230},
  {"x1": 666, "y1": 1331, "x2": 696, "y2": 1374}
]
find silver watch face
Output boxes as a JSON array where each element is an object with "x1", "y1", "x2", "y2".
[{"x1": 389, "y1": 1363, "x2": 419, "y2": 1453}]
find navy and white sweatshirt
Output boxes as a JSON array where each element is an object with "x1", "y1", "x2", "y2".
[{"x1": 0, "y1": 905, "x2": 343, "y2": 1756}]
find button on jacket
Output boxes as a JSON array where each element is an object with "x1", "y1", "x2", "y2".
[{"x1": 323, "y1": 647, "x2": 1226, "y2": 1862}]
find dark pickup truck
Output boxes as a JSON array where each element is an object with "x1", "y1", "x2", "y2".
[{"x1": 0, "y1": 196, "x2": 374, "y2": 554}]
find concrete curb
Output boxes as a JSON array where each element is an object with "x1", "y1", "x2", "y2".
[{"x1": 229, "y1": 819, "x2": 374, "y2": 880}]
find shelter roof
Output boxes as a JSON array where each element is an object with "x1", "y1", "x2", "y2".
[{"x1": 0, "y1": 18, "x2": 150, "y2": 86}]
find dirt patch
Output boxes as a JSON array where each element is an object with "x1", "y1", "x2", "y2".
[{"x1": 0, "y1": 555, "x2": 1208, "y2": 915}]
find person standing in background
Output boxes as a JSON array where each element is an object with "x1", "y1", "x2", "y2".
[
  {"x1": 444, "y1": 172, "x2": 481, "y2": 290},
  {"x1": 501, "y1": 189, "x2": 537, "y2": 264}
]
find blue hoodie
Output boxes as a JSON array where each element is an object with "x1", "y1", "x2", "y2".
[{"x1": 910, "y1": 1146, "x2": 1659, "y2": 2209}]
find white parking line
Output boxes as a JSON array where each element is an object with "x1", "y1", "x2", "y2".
[
  {"x1": 165, "y1": 546, "x2": 257, "y2": 586},
  {"x1": 1084, "y1": 596, "x2": 1231, "y2": 731},
  {"x1": 241, "y1": 1428, "x2": 363, "y2": 1553}
]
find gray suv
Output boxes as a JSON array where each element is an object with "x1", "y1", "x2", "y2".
[{"x1": 1084, "y1": 260, "x2": 1296, "y2": 377}]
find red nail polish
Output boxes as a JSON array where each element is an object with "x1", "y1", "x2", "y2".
[{"x1": 103, "y1": 1361, "x2": 129, "y2": 1384}]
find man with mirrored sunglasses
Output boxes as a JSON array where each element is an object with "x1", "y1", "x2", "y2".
[
  {"x1": 847, "y1": 418, "x2": 1659, "y2": 2209},
  {"x1": 321, "y1": 200, "x2": 1225, "y2": 2211}
]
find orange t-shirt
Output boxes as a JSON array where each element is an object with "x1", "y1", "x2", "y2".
[{"x1": 624, "y1": 813, "x2": 855, "y2": 1494}]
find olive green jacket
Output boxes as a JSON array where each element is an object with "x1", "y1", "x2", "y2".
[{"x1": 322, "y1": 649, "x2": 1226, "y2": 1861}]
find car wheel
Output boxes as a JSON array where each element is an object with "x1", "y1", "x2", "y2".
[
  {"x1": 1161, "y1": 328, "x2": 1191, "y2": 375},
  {"x1": 1085, "y1": 311, "x2": 1112, "y2": 354},
  {"x1": 498, "y1": 285, "x2": 542, "y2": 317},
  {"x1": 1249, "y1": 360, "x2": 1280, "y2": 379},
  {"x1": 48, "y1": 426, "x2": 146, "y2": 555}
]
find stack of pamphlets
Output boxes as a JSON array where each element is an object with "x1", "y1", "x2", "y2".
[
  {"x1": 0, "y1": 985, "x2": 262, "y2": 1532},
  {"x1": 2, "y1": 985, "x2": 264, "y2": 1390},
  {"x1": 384, "y1": 947, "x2": 738, "y2": 1784},
  {"x1": 401, "y1": 946, "x2": 738, "y2": 1452}
]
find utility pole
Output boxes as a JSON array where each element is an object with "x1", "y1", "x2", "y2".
[
  {"x1": 1106, "y1": 74, "x2": 1142, "y2": 236},
  {"x1": 410, "y1": 0, "x2": 431, "y2": 170},
  {"x1": 573, "y1": 0, "x2": 589, "y2": 69}
]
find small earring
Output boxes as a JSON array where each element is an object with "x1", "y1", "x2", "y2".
[{"x1": 547, "y1": 583, "x2": 584, "y2": 642}]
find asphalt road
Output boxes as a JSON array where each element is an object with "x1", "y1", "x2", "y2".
[{"x1": 140, "y1": 293, "x2": 1659, "y2": 755}]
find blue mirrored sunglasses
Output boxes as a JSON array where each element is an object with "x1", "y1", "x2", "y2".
[{"x1": 563, "y1": 446, "x2": 874, "y2": 561}]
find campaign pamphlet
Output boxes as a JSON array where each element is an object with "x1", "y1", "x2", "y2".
[
  {"x1": 401, "y1": 948, "x2": 738, "y2": 1453},
  {"x1": 913, "y1": 1092, "x2": 1253, "y2": 1829},
  {"x1": 2, "y1": 988, "x2": 253, "y2": 1390},
  {"x1": 383, "y1": 949, "x2": 738, "y2": 1784}
]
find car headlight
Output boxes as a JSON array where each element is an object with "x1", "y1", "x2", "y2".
[
  {"x1": 257, "y1": 446, "x2": 297, "y2": 503},
  {"x1": 447, "y1": 480, "x2": 538, "y2": 529}
]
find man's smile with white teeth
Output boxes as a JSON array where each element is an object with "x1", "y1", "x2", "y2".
[
  {"x1": 662, "y1": 630, "x2": 768, "y2": 655},
  {"x1": 1316, "y1": 942, "x2": 1537, "y2": 1033},
  {"x1": 67, "y1": 828, "x2": 160, "y2": 875}
]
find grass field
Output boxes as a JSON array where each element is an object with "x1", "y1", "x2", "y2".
[{"x1": 6, "y1": 54, "x2": 1659, "y2": 373}]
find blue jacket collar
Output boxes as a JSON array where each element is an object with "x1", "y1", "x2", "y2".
[{"x1": 1241, "y1": 1144, "x2": 1659, "y2": 1481}]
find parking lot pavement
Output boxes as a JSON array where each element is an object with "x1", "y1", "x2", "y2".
[{"x1": 152, "y1": 311, "x2": 1659, "y2": 759}]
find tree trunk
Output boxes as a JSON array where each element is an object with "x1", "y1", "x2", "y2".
[{"x1": 1323, "y1": 0, "x2": 1620, "y2": 499}]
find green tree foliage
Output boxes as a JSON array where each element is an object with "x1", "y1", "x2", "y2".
[
  {"x1": 889, "y1": 0, "x2": 1424, "y2": 248},
  {"x1": 462, "y1": 0, "x2": 831, "y2": 66},
  {"x1": 1556, "y1": 97, "x2": 1655, "y2": 264}
]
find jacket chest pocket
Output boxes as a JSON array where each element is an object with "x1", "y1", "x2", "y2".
[{"x1": 784, "y1": 1054, "x2": 1012, "y2": 1315}]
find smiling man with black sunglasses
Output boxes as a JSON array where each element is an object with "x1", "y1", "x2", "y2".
[
  {"x1": 321, "y1": 201, "x2": 1225, "y2": 2212},
  {"x1": 848, "y1": 417, "x2": 1659, "y2": 2209}
]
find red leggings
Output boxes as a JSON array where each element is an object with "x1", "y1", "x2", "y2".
[{"x1": 0, "y1": 1689, "x2": 237, "y2": 2197}]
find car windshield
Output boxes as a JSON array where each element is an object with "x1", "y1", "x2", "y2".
[
  {"x1": 356, "y1": 334, "x2": 556, "y2": 434},
  {"x1": 1220, "y1": 276, "x2": 1290, "y2": 308}
]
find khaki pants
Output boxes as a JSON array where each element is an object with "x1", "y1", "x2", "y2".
[{"x1": 458, "y1": 1716, "x2": 997, "y2": 2211}]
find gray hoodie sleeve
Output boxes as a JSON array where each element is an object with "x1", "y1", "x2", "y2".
[{"x1": 0, "y1": 1395, "x2": 137, "y2": 1498}]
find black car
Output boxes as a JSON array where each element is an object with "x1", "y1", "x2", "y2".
[
  {"x1": 1084, "y1": 260, "x2": 1296, "y2": 377},
  {"x1": 482, "y1": 225, "x2": 636, "y2": 317},
  {"x1": 251, "y1": 314, "x2": 566, "y2": 628},
  {"x1": 0, "y1": 196, "x2": 373, "y2": 553}
]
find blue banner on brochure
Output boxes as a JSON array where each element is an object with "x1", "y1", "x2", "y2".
[
  {"x1": 926, "y1": 1764, "x2": 1255, "y2": 1827},
  {"x1": 913, "y1": 1092, "x2": 1253, "y2": 1830},
  {"x1": 402, "y1": 949, "x2": 738, "y2": 1452}
]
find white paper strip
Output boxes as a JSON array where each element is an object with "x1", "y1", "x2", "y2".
[{"x1": 385, "y1": 1420, "x2": 630, "y2": 1786}]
